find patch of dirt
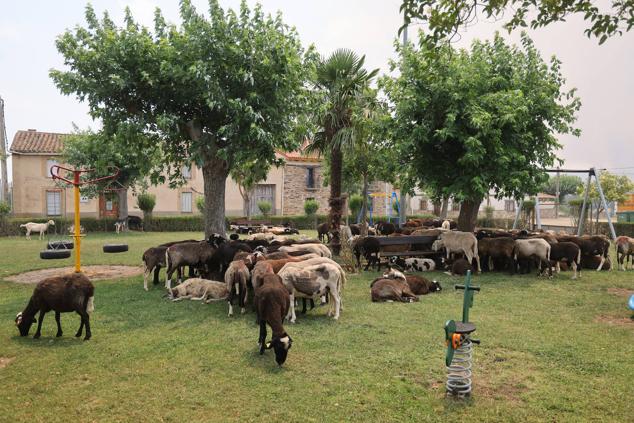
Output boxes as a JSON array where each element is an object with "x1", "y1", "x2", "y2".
[
  {"x1": 5, "y1": 265, "x2": 143, "y2": 284},
  {"x1": 0, "y1": 357, "x2": 15, "y2": 369},
  {"x1": 595, "y1": 314, "x2": 634, "y2": 327},
  {"x1": 607, "y1": 288, "x2": 634, "y2": 298}
]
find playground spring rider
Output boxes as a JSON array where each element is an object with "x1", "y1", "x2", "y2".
[
  {"x1": 444, "y1": 270, "x2": 481, "y2": 397},
  {"x1": 50, "y1": 165, "x2": 119, "y2": 272}
]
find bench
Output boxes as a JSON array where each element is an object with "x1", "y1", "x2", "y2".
[
  {"x1": 229, "y1": 219, "x2": 272, "y2": 234},
  {"x1": 375, "y1": 235, "x2": 443, "y2": 267}
]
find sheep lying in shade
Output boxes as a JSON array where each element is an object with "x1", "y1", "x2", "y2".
[
  {"x1": 15, "y1": 272, "x2": 95, "y2": 340},
  {"x1": 370, "y1": 274, "x2": 418, "y2": 303},
  {"x1": 388, "y1": 256, "x2": 436, "y2": 272},
  {"x1": 279, "y1": 243, "x2": 332, "y2": 258},
  {"x1": 169, "y1": 278, "x2": 229, "y2": 303},
  {"x1": 383, "y1": 268, "x2": 441, "y2": 295}
]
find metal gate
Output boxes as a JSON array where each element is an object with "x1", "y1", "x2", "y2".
[{"x1": 246, "y1": 184, "x2": 275, "y2": 216}]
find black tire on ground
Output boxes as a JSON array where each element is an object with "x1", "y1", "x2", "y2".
[
  {"x1": 40, "y1": 249, "x2": 72, "y2": 260},
  {"x1": 47, "y1": 241, "x2": 74, "y2": 250},
  {"x1": 103, "y1": 244, "x2": 129, "y2": 253}
]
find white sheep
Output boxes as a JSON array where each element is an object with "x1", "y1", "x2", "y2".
[{"x1": 20, "y1": 220, "x2": 55, "y2": 240}]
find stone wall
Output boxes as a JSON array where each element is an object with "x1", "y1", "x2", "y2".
[{"x1": 282, "y1": 162, "x2": 330, "y2": 215}]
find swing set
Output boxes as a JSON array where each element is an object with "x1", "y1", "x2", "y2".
[
  {"x1": 41, "y1": 165, "x2": 122, "y2": 272},
  {"x1": 512, "y1": 167, "x2": 617, "y2": 240},
  {"x1": 356, "y1": 191, "x2": 401, "y2": 226}
]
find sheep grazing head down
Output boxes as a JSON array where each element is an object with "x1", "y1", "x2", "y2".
[
  {"x1": 266, "y1": 334, "x2": 292, "y2": 366},
  {"x1": 15, "y1": 312, "x2": 36, "y2": 337}
]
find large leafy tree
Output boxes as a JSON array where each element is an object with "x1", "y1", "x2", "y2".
[
  {"x1": 400, "y1": 0, "x2": 634, "y2": 44},
  {"x1": 308, "y1": 49, "x2": 378, "y2": 254},
  {"x1": 541, "y1": 174, "x2": 583, "y2": 202},
  {"x1": 50, "y1": 1, "x2": 311, "y2": 236},
  {"x1": 62, "y1": 128, "x2": 160, "y2": 220},
  {"x1": 382, "y1": 33, "x2": 580, "y2": 231}
]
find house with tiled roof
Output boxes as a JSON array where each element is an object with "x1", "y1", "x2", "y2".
[{"x1": 10, "y1": 129, "x2": 337, "y2": 218}]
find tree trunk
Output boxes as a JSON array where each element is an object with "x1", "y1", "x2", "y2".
[
  {"x1": 360, "y1": 172, "x2": 369, "y2": 237},
  {"x1": 457, "y1": 199, "x2": 482, "y2": 232},
  {"x1": 440, "y1": 198, "x2": 449, "y2": 219},
  {"x1": 117, "y1": 188, "x2": 129, "y2": 222},
  {"x1": 433, "y1": 200, "x2": 441, "y2": 216},
  {"x1": 202, "y1": 156, "x2": 229, "y2": 238},
  {"x1": 329, "y1": 145, "x2": 343, "y2": 255}
]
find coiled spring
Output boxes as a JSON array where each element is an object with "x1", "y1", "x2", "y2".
[{"x1": 446, "y1": 337, "x2": 473, "y2": 396}]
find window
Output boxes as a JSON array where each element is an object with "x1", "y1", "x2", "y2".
[
  {"x1": 419, "y1": 199, "x2": 428, "y2": 211},
  {"x1": 181, "y1": 192, "x2": 193, "y2": 213},
  {"x1": 451, "y1": 201, "x2": 460, "y2": 212},
  {"x1": 46, "y1": 159, "x2": 59, "y2": 178},
  {"x1": 46, "y1": 191, "x2": 61, "y2": 216},
  {"x1": 505, "y1": 200, "x2": 516, "y2": 212},
  {"x1": 182, "y1": 165, "x2": 192, "y2": 179},
  {"x1": 306, "y1": 167, "x2": 315, "y2": 189}
]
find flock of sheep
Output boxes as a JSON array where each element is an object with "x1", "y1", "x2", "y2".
[{"x1": 12, "y1": 217, "x2": 632, "y2": 367}]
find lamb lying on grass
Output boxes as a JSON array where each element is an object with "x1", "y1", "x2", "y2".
[{"x1": 169, "y1": 278, "x2": 229, "y2": 303}]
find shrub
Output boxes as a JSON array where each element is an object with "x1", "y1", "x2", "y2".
[
  {"x1": 257, "y1": 201, "x2": 272, "y2": 217},
  {"x1": 136, "y1": 192, "x2": 156, "y2": 219},
  {"x1": 196, "y1": 196, "x2": 205, "y2": 215},
  {"x1": 0, "y1": 200, "x2": 10, "y2": 217},
  {"x1": 304, "y1": 199, "x2": 319, "y2": 216},
  {"x1": 348, "y1": 194, "x2": 363, "y2": 218}
]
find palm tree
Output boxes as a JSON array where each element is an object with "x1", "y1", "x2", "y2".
[{"x1": 308, "y1": 49, "x2": 379, "y2": 254}]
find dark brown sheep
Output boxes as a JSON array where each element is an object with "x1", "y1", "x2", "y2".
[
  {"x1": 255, "y1": 273, "x2": 292, "y2": 366},
  {"x1": 16, "y1": 273, "x2": 95, "y2": 340}
]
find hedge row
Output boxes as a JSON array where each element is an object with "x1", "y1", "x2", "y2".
[{"x1": 6, "y1": 214, "x2": 630, "y2": 237}]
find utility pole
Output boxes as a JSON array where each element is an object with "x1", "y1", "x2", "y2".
[
  {"x1": 554, "y1": 167, "x2": 560, "y2": 218},
  {"x1": 0, "y1": 96, "x2": 9, "y2": 204},
  {"x1": 398, "y1": 18, "x2": 409, "y2": 227}
]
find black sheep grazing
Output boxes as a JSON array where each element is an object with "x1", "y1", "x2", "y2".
[
  {"x1": 549, "y1": 242, "x2": 581, "y2": 279},
  {"x1": 317, "y1": 222, "x2": 331, "y2": 243},
  {"x1": 352, "y1": 236, "x2": 381, "y2": 271},
  {"x1": 16, "y1": 273, "x2": 95, "y2": 340},
  {"x1": 208, "y1": 241, "x2": 253, "y2": 275},
  {"x1": 255, "y1": 273, "x2": 292, "y2": 366}
]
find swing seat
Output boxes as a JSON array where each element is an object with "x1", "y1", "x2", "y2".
[
  {"x1": 103, "y1": 244, "x2": 128, "y2": 253},
  {"x1": 40, "y1": 249, "x2": 71, "y2": 260},
  {"x1": 47, "y1": 241, "x2": 74, "y2": 250}
]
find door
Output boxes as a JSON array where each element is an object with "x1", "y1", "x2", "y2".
[{"x1": 246, "y1": 184, "x2": 275, "y2": 217}]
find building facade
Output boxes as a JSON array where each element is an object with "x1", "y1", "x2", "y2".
[{"x1": 9, "y1": 130, "x2": 338, "y2": 218}]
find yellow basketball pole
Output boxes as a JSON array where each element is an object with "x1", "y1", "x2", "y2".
[{"x1": 73, "y1": 171, "x2": 81, "y2": 273}]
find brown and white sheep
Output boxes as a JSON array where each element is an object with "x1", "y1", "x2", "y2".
[
  {"x1": 549, "y1": 241, "x2": 581, "y2": 279},
  {"x1": 278, "y1": 262, "x2": 343, "y2": 323},
  {"x1": 370, "y1": 271, "x2": 418, "y2": 303},
  {"x1": 383, "y1": 268, "x2": 441, "y2": 295},
  {"x1": 224, "y1": 260, "x2": 250, "y2": 316},
  {"x1": 615, "y1": 236, "x2": 634, "y2": 270},
  {"x1": 15, "y1": 272, "x2": 94, "y2": 340},
  {"x1": 255, "y1": 273, "x2": 293, "y2": 366}
]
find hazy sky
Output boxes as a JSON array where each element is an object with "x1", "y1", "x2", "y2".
[{"x1": 1, "y1": 0, "x2": 633, "y2": 181}]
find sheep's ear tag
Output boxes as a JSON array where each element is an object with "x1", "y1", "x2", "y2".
[{"x1": 265, "y1": 342, "x2": 272, "y2": 349}]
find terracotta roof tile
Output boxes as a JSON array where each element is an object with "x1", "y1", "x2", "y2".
[{"x1": 10, "y1": 130, "x2": 67, "y2": 154}]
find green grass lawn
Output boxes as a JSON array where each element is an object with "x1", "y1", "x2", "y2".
[{"x1": 0, "y1": 231, "x2": 633, "y2": 422}]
